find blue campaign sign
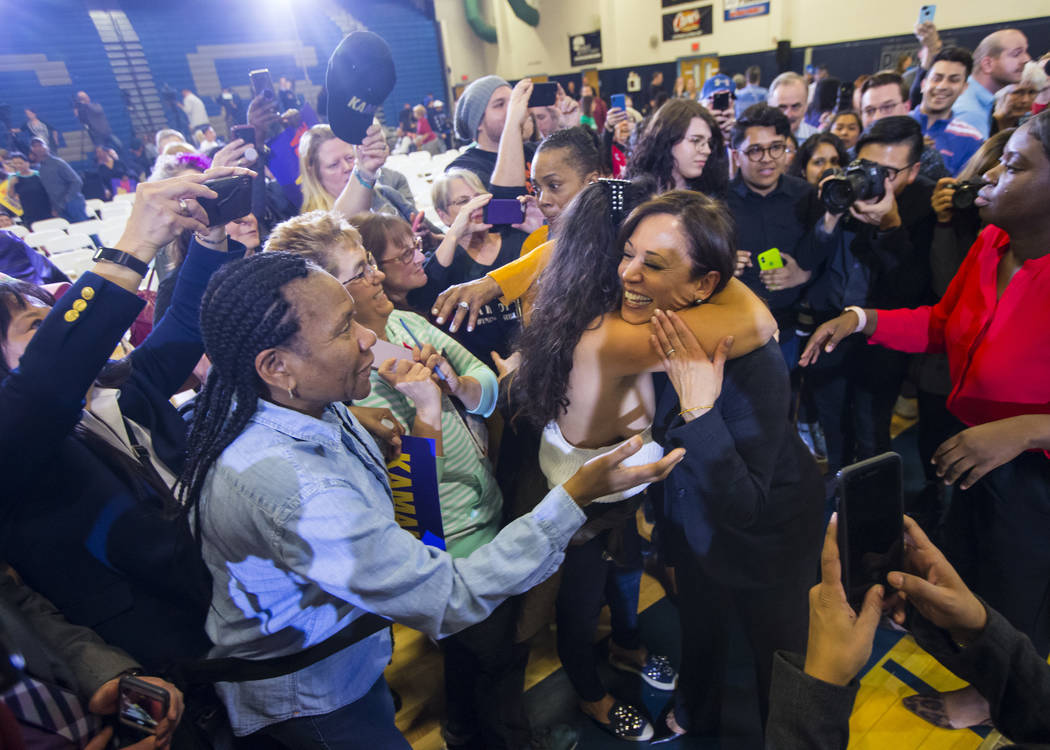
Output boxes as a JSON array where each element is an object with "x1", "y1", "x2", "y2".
[{"x1": 387, "y1": 435, "x2": 446, "y2": 550}]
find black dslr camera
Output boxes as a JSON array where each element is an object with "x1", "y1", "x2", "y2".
[
  {"x1": 822, "y1": 159, "x2": 889, "y2": 213},
  {"x1": 950, "y1": 179, "x2": 987, "y2": 211}
]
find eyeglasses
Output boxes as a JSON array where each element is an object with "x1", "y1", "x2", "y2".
[
  {"x1": 861, "y1": 101, "x2": 903, "y2": 119},
  {"x1": 379, "y1": 236, "x2": 423, "y2": 266},
  {"x1": 737, "y1": 143, "x2": 788, "y2": 162},
  {"x1": 857, "y1": 159, "x2": 914, "y2": 181},
  {"x1": 341, "y1": 252, "x2": 379, "y2": 286},
  {"x1": 878, "y1": 162, "x2": 914, "y2": 180}
]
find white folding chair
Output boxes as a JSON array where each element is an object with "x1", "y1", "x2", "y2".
[
  {"x1": 100, "y1": 203, "x2": 133, "y2": 222},
  {"x1": 30, "y1": 217, "x2": 70, "y2": 233},
  {"x1": 97, "y1": 223, "x2": 127, "y2": 247},
  {"x1": 84, "y1": 198, "x2": 105, "y2": 217},
  {"x1": 24, "y1": 230, "x2": 69, "y2": 252},
  {"x1": 49, "y1": 248, "x2": 97, "y2": 280},
  {"x1": 43, "y1": 233, "x2": 95, "y2": 255},
  {"x1": 67, "y1": 219, "x2": 105, "y2": 238},
  {"x1": 2, "y1": 225, "x2": 29, "y2": 239}
]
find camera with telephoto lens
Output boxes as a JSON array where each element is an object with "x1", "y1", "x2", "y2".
[
  {"x1": 950, "y1": 179, "x2": 987, "y2": 211},
  {"x1": 821, "y1": 159, "x2": 889, "y2": 213}
]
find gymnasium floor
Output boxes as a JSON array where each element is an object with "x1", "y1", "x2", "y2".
[{"x1": 387, "y1": 423, "x2": 1011, "y2": 749}]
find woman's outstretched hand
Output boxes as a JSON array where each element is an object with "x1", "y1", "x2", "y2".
[
  {"x1": 650, "y1": 309, "x2": 731, "y2": 422},
  {"x1": 562, "y1": 435, "x2": 685, "y2": 507}
]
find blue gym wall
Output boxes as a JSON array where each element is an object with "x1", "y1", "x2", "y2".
[{"x1": 0, "y1": 0, "x2": 446, "y2": 166}]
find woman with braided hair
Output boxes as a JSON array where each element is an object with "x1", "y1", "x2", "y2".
[{"x1": 177, "y1": 250, "x2": 686, "y2": 747}]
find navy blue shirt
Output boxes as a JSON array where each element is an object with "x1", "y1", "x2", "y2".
[{"x1": 726, "y1": 174, "x2": 828, "y2": 326}]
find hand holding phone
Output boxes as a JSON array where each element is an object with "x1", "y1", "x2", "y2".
[
  {"x1": 757, "y1": 248, "x2": 784, "y2": 270},
  {"x1": 528, "y1": 82, "x2": 559, "y2": 108},
  {"x1": 118, "y1": 675, "x2": 171, "y2": 735},
  {"x1": 197, "y1": 175, "x2": 253, "y2": 226},
  {"x1": 836, "y1": 452, "x2": 904, "y2": 611},
  {"x1": 249, "y1": 68, "x2": 275, "y2": 101},
  {"x1": 483, "y1": 198, "x2": 525, "y2": 225}
]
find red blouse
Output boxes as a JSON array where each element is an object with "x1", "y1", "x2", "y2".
[{"x1": 870, "y1": 225, "x2": 1050, "y2": 431}]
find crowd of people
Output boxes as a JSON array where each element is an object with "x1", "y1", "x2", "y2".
[{"x1": 1, "y1": 13, "x2": 1049, "y2": 750}]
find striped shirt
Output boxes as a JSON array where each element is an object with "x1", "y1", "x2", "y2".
[{"x1": 355, "y1": 310, "x2": 502, "y2": 558}]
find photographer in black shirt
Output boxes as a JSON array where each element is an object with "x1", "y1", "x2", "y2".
[{"x1": 803, "y1": 116, "x2": 935, "y2": 470}]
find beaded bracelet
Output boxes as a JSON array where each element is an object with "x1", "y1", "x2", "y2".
[
  {"x1": 353, "y1": 167, "x2": 376, "y2": 190},
  {"x1": 679, "y1": 404, "x2": 714, "y2": 417}
]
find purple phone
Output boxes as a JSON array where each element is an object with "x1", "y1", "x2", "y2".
[{"x1": 483, "y1": 199, "x2": 525, "y2": 225}]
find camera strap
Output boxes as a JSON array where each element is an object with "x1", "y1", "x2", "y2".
[{"x1": 180, "y1": 613, "x2": 390, "y2": 684}]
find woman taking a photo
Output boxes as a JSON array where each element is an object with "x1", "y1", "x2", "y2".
[{"x1": 801, "y1": 110, "x2": 1050, "y2": 731}]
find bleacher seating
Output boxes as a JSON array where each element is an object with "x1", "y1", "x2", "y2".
[
  {"x1": 44, "y1": 234, "x2": 96, "y2": 255},
  {"x1": 30, "y1": 217, "x2": 71, "y2": 233},
  {"x1": 24, "y1": 230, "x2": 70, "y2": 252},
  {"x1": 49, "y1": 248, "x2": 97, "y2": 280},
  {"x1": 68, "y1": 219, "x2": 105, "y2": 237}
]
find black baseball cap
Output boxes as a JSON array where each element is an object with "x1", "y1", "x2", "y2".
[{"x1": 325, "y1": 31, "x2": 397, "y2": 144}]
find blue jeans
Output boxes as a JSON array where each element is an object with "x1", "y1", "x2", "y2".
[
  {"x1": 256, "y1": 675, "x2": 410, "y2": 749},
  {"x1": 61, "y1": 195, "x2": 91, "y2": 223}
]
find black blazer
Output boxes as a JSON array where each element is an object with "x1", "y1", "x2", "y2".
[
  {"x1": 0, "y1": 240, "x2": 241, "y2": 671},
  {"x1": 651, "y1": 340, "x2": 824, "y2": 589}
]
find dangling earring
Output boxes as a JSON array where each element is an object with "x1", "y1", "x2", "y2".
[{"x1": 287, "y1": 385, "x2": 298, "y2": 400}]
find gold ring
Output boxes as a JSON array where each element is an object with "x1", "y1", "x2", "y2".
[{"x1": 178, "y1": 198, "x2": 190, "y2": 216}]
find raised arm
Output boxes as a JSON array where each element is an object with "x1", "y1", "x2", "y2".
[
  {"x1": 0, "y1": 169, "x2": 251, "y2": 484},
  {"x1": 491, "y1": 79, "x2": 532, "y2": 189},
  {"x1": 590, "y1": 278, "x2": 777, "y2": 377},
  {"x1": 332, "y1": 123, "x2": 389, "y2": 219}
]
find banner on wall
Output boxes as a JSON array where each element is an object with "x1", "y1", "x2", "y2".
[
  {"x1": 662, "y1": 5, "x2": 713, "y2": 42},
  {"x1": 723, "y1": 0, "x2": 770, "y2": 21},
  {"x1": 569, "y1": 30, "x2": 603, "y2": 66}
]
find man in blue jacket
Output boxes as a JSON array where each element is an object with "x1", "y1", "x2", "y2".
[{"x1": 910, "y1": 47, "x2": 984, "y2": 176}]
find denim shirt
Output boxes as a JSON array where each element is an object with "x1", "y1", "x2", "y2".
[{"x1": 198, "y1": 398, "x2": 585, "y2": 735}]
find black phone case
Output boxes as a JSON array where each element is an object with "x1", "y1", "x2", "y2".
[
  {"x1": 836, "y1": 452, "x2": 903, "y2": 610},
  {"x1": 198, "y1": 175, "x2": 253, "y2": 227},
  {"x1": 528, "y1": 83, "x2": 558, "y2": 108}
]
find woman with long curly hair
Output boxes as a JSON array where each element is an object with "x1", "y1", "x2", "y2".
[
  {"x1": 625, "y1": 98, "x2": 729, "y2": 197},
  {"x1": 510, "y1": 180, "x2": 779, "y2": 741}
]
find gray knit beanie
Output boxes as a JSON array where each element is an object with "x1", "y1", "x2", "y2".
[{"x1": 454, "y1": 75, "x2": 510, "y2": 143}]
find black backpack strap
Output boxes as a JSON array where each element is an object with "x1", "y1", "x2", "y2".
[{"x1": 181, "y1": 613, "x2": 390, "y2": 684}]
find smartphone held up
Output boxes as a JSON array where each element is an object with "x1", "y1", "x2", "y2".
[{"x1": 836, "y1": 452, "x2": 904, "y2": 611}]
